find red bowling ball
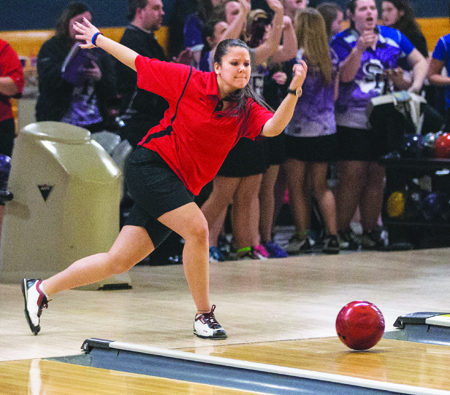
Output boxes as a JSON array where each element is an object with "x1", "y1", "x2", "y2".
[
  {"x1": 336, "y1": 301, "x2": 385, "y2": 350},
  {"x1": 435, "y1": 133, "x2": 450, "y2": 159}
]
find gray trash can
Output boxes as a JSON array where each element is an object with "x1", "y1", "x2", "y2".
[{"x1": 0, "y1": 122, "x2": 131, "y2": 290}]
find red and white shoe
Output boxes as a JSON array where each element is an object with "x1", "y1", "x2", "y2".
[
  {"x1": 194, "y1": 305, "x2": 227, "y2": 339},
  {"x1": 22, "y1": 279, "x2": 49, "y2": 335}
]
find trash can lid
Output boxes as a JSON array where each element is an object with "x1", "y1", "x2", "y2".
[{"x1": 21, "y1": 122, "x2": 91, "y2": 144}]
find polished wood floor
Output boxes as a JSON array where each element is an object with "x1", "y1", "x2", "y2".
[
  {"x1": 0, "y1": 359, "x2": 268, "y2": 394},
  {"x1": 1, "y1": 248, "x2": 449, "y2": 393},
  {"x1": 186, "y1": 337, "x2": 450, "y2": 391}
]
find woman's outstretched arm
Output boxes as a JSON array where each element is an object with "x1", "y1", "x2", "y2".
[
  {"x1": 262, "y1": 61, "x2": 307, "y2": 137},
  {"x1": 73, "y1": 18, "x2": 139, "y2": 71}
]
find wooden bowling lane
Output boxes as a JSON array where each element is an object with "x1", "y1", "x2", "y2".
[
  {"x1": 185, "y1": 337, "x2": 450, "y2": 393},
  {"x1": 0, "y1": 358, "x2": 269, "y2": 395}
]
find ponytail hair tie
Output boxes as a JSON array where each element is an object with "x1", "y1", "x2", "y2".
[{"x1": 91, "y1": 31, "x2": 103, "y2": 46}]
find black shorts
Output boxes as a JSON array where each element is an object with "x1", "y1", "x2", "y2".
[
  {"x1": 265, "y1": 132, "x2": 286, "y2": 166},
  {"x1": 217, "y1": 137, "x2": 268, "y2": 178},
  {"x1": 0, "y1": 118, "x2": 16, "y2": 158},
  {"x1": 285, "y1": 133, "x2": 338, "y2": 163},
  {"x1": 124, "y1": 148, "x2": 194, "y2": 248},
  {"x1": 337, "y1": 125, "x2": 385, "y2": 161}
]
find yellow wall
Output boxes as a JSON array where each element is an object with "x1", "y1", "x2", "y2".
[
  {"x1": 1, "y1": 26, "x2": 169, "y2": 58},
  {"x1": 417, "y1": 18, "x2": 450, "y2": 52}
]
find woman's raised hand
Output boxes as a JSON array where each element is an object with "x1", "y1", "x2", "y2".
[
  {"x1": 73, "y1": 17, "x2": 100, "y2": 49},
  {"x1": 272, "y1": 71, "x2": 287, "y2": 85},
  {"x1": 290, "y1": 60, "x2": 308, "y2": 90},
  {"x1": 266, "y1": 0, "x2": 283, "y2": 14},
  {"x1": 356, "y1": 29, "x2": 377, "y2": 53},
  {"x1": 238, "y1": 0, "x2": 251, "y2": 16}
]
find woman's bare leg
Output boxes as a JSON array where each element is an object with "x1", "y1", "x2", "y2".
[
  {"x1": 359, "y1": 162, "x2": 385, "y2": 232},
  {"x1": 335, "y1": 161, "x2": 366, "y2": 231},
  {"x1": 259, "y1": 165, "x2": 280, "y2": 243},
  {"x1": 0, "y1": 205, "x2": 4, "y2": 246},
  {"x1": 208, "y1": 207, "x2": 228, "y2": 246},
  {"x1": 42, "y1": 225, "x2": 155, "y2": 295},
  {"x1": 27, "y1": 202, "x2": 222, "y2": 338},
  {"x1": 158, "y1": 202, "x2": 211, "y2": 313},
  {"x1": 231, "y1": 174, "x2": 263, "y2": 249},
  {"x1": 310, "y1": 162, "x2": 338, "y2": 235},
  {"x1": 201, "y1": 176, "x2": 239, "y2": 246},
  {"x1": 273, "y1": 163, "x2": 287, "y2": 227},
  {"x1": 285, "y1": 158, "x2": 310, "y2": 234}
]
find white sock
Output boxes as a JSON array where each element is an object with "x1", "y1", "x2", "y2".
[{"x1": 37, "y1": 282, "x2": 49, "y2": 298}]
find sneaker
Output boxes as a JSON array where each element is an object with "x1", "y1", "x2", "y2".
[
  {"x1": 21, "y1": 279, "x2": 49, "y2": 335},
  {"x1": 209, "y1": 246, "x2": 225, "y2": 262},
  {"x1": 322, "y1": 234, "x2": 340, "y2": 254},
  {"x1": 338, "y1": 229, "x2": 361, "y2": 250},
  {"x1": 262, "y1": 241, "x2": 289, "y2": 258},
  {"x1": 193, "y1": 305, "x2": 227, "y2": 339},
  {"x1": 286, "y1": 234, "x2": 313, "y2": 254},
  {"x1": 236, "y1": 247, "x2": 253, "y2": 260},
  {"x1": 217, "y1": 234, "x2": 232, "y2": 259},
  {"x1": 361, "y1": 228, "x2": 387, "y2": 250},
  {"x1": 252, "y1": 245, "x2": 269, "y2": 260},
  {"x1": 236, "y1": 246, "x2": 268, "y2": 260}
]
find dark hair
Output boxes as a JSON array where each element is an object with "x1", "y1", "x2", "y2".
[
  {"x1": 55, "y1": 2, "x2": 92, "y2": 39},
  {"x1": 317, "y1": 2, "x2": 343, "y2": 39},
  {"x1": 202, "y1": 18, "x2": 223, "y2": 47},
  {"x1": 346, "y1": 0, "x2": 378, "y2": 29},
  {"x1": 346, "y1": 0, "x2": 357, "y2": 29},
  {"x1": 196, "y1": 0, "x2": 216, "y2": 24},
  {"x1": 202, "y1": 18, "x2": 223, "y2": 53},
  {"x1": 213, "y1": 39, "x2": 273, "y2": 113},
  {"x1": 382, "y1": 0, "x2": 422, "y2": 37},
  {"x1": 127, "y1": 0, "x2": 148, "y2": 21},
  {"x1": 346, "y1": 0, "x2": 358, "y2": 14}
]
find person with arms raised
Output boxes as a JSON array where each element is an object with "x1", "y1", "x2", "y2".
[{"x1": 22, "y1": 18, "x2": 306, "y2": 339}]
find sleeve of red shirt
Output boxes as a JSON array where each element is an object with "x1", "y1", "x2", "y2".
[
  {"x1": 135, "y1": 55, "x2": 192, "y2": 102},
  {"x1": 241, "y1": 100, "x2": 273, "y2": 142},
  {"x1": 0, "y1": 41, "x2": 25, "y2": 95}
]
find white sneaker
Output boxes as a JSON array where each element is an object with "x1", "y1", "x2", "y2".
[
  {"x1": 22, "y1": 279, "x2": 49, "y2": 335},
  {"x1": 193, "y1": 305, "x2": 227, "y2": 339},
  {"x1": 286, "y1": 235, "x2": 313, "y2": 254}
]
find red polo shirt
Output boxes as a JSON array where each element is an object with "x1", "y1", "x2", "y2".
[
  {"x1": 136, "y1": 56, "x2": 273, "y2": 195},
  {"x1": 0, "y1": 40, "x2": 25, "y2": 123}
]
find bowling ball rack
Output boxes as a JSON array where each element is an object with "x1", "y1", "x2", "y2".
[{"x1": 380, "y1": 157, "x2": 450, "y2": 249}]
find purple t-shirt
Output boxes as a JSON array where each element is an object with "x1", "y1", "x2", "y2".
[
  {"x1": 285, "y1": 49, "x2": 339, "y2": 138},
  {"x1": 330, "y1": 25, "x2": 414, "y2": 129},
  {"x1": 183, "y1": 14, "x2": 204, "y2": 52}
]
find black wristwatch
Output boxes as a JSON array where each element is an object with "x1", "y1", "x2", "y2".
[{"x1": 287, "y1": 88, "x2": 302, "y2": 97}]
